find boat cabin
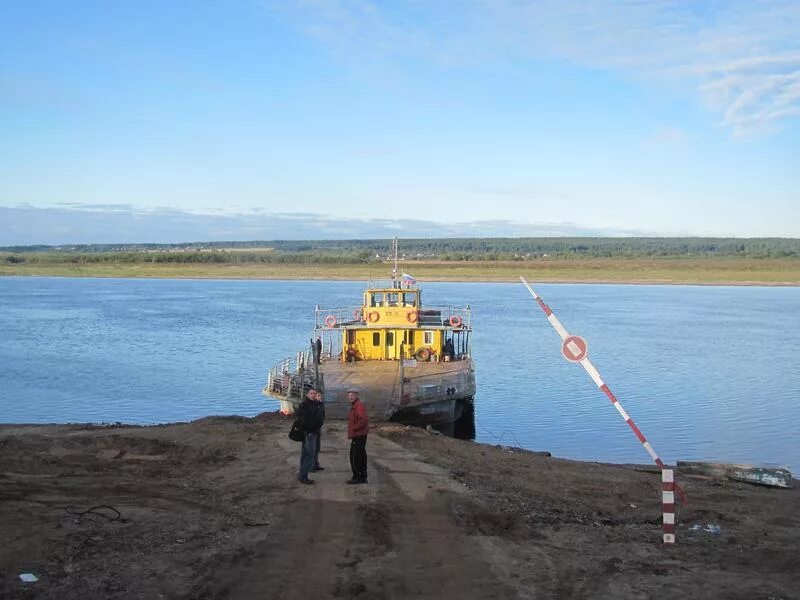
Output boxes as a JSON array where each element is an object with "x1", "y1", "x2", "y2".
[{"x1": 315, "y1": 280, "x2": 471, "y2": 363}]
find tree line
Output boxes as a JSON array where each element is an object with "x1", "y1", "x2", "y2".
[{"x1": 3, "y1": 237, "x2": 800, "y2": 264}]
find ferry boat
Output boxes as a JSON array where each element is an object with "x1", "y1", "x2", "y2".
[{"x1": 263, "y1": 240, "x2": 476, "y2": 424}]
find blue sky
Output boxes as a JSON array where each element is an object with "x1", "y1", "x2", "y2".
[{"x1": 1, "y1": 0, "x2": 799, "y2": 244}]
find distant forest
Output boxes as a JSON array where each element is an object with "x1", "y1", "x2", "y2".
[{"x1": 3, "y1": 237, "x2": 800, "y2": 265}]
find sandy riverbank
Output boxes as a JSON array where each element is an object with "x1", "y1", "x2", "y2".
[
  {"x1": 1, "y1": 413, "x2": 798, "y2": 599},
  {"x1": 2, "y1": 257, "x2": 800, "y2": 285}
]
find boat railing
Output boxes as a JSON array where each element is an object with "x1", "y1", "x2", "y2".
[
  {"x1": 366, "y1": 278, "x2": 418, "y2": 290},
  {"x1": 264, "y1": 353, "x2": 324, "y2": 400},
  {"x1": 315, "y1": 306, "x2": 364, "y2": 329},
  {"x1": 314, "y1": 305, "x2": 471, "y2": 329},
  {"x1": 416, "y1": 305, "x2": 472, "y2": 329}
]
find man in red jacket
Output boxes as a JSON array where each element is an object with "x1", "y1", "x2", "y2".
[{"x1": 346, "y1": 390, "x2": 369, "y2": 484}]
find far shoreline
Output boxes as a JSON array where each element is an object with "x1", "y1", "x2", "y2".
[
  {"x1": 3, "y1": 274, "x2": 800, "y2": 287},
  {"x1": 2, "y1": 257, "x2": 800, "y2": 286},
  {"x1": 2, "y1": 273, "x2": 800, "y2": 287}
]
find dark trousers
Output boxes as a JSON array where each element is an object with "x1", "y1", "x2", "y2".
[
  {"x1": 314, "y1": 431, "x2": 321, "y2": 468},
  {"x1": 299, "y1": 432, "x2": 317, "y2": 481},
  {"x1": 349, "y1": 435, "x2": 368, "y2": 480}
]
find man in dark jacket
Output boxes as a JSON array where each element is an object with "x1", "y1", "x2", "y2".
[
  {"x1": 296, "y1": 387, "x2": 324, "y2": 484},
  {"x1": 312, "y1": 390, "x2": 325, "y2": 472},
  {"x1": 346, "y1": 390, "x2": 369, "y2": 484},
  {"x1": 314, "y1": 336, "x2": 322, "y2": 364}
]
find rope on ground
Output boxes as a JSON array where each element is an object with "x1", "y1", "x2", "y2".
[
  {"x1": 65, "y1": 505, "x2": 122, "y2": 522},
  {"x1": 497, "y1": 430, "x2": 525, "y2": 449},
  {"x1": 477, "y1": 422, "x2": 524, "y2": 450}
]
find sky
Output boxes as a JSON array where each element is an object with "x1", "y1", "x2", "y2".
[{"x1": 1, "y1": 0, "x2": 799, "y2": 244}]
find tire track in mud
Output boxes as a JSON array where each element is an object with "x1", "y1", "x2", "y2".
[
  {"x1": 193, "y1": 436, "x2": 514, "y2": 600},
  {"x1": 368, "y1": 477, "x2": 515, "y2": 599}
]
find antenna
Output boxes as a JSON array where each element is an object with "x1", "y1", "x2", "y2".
[{"x1": 392, "y1": 237, "x2": 399, "y2": 286}]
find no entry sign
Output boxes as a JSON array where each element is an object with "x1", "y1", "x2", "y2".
[{"x1": 561, "y1": 335, "x2": 588, "y2": 362}]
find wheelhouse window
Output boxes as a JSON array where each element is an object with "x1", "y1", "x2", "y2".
[
  {"x1": 402, "y1": 292, "x2": 417, "y2": 307},
  {"x1": 372, "y1": 332, "x2": 380, "y2": 346},
  {"x1": 423, "y1": 330, "x2": 434, "y2": 345},
  {"x1": 370, "y1": 293, "x2": 385, "y2": 307}
]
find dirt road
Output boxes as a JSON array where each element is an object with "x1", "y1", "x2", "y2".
[
  {"x1": 1, "y1": 414, "x2": 798, "y2": 599},
  {"x1": 194, "y1": 426, "x2": 512, "y2": 599}
]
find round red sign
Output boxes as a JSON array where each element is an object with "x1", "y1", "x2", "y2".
[{"x1": 561, "y1": 335, "x2": 588, "y2": 362}]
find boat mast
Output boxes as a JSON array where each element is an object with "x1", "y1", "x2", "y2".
[{"x1": 391, "y1": 237, "x2": 399, "y2": 287}]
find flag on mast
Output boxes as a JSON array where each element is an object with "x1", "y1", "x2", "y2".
[{"x1": 402, "y1": 272, "x2": 416, "y2": 286}]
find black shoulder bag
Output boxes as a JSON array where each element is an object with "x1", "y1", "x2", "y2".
[{"x1": 288, "y1": 419, "x2": 304, "y2": 442}]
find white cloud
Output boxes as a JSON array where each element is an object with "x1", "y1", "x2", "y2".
[{"x1": 277, "y1": 0, "x2": 800, "y2": 136}]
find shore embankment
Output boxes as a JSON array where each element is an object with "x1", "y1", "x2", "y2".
[
  {"x1": 2, "y1": 257, "x2": 800, "y2": 285},
  {"x1": 1, "y1": 413, "x2": 798, "y2": 599}
]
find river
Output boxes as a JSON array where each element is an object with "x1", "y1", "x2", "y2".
[{"x1": 1, "y1": 277, "x2": 798, "y2": 471}]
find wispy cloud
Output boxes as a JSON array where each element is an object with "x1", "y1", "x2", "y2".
[
  {"x1": 276, "y1": 0, "x2": 800, "y2": 136},
  {"x1": 645, "y1": 125, "x2": 694, "y2": 148},
  {"x1": 56, "y1": 202, "x2": 138, "y2": 212},
  {"x1": 0, "y1": 204, "x2": 656, "y2": 246},
  {"x1": 699, "y1": 65, "x2": 800, "y2": 135}
]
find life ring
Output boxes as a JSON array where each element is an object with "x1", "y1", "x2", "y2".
[
  {"x1": 449, "y1": 315, "x2": 463, "y2": 328},
  {"x1": 367, "y1": 311, "x2": 380, "y2": 323},
  {"x1": 324, "y1": 314, "x2": 337, "y2": 328},
  {"x1": 353, "y1": 308, "x2": 363, "y2": 322},
  {"x1": 416, "y1": 347, "x2": 431, "y2": 361},
  {"x1": 406, "y1": 310, "x2": 418, "y2": 323}
]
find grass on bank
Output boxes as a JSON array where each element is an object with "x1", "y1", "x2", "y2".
[{"x1": 2, "y1": 257, "x2": 800, "y2": 285}]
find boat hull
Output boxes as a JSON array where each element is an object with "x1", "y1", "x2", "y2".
[{"x1": 264, "y1": 358, "x2": 476, "y2": 425}]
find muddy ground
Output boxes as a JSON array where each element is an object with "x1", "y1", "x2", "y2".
[{"x1": 0, "y1": 413, "x2": 797, "y2": 599}]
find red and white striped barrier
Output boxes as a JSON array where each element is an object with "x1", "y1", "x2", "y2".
[
  {"x1": 520, "y1": 277, "x2": 686, "y2": 543},
  {"x1": 662, "y1": 469, "x2": 676, "y2": 544}
]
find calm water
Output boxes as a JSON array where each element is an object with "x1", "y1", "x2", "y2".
[{"x1": 1, "y1": 277, "x2": 798, "y2": 471}]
